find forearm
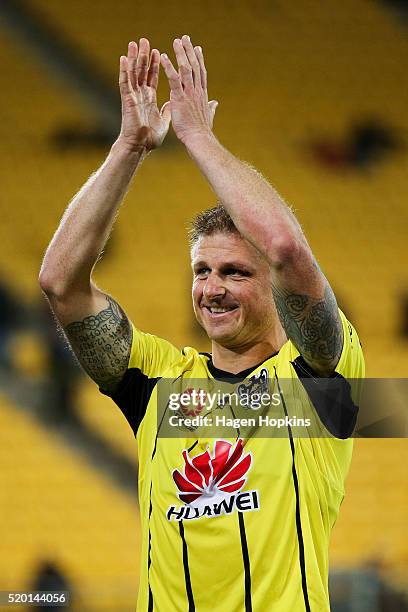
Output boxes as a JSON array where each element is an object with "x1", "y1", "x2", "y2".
[
  {"x1": 40, "y1": 139, "x2": 146, "y2": 297},
  {"x1": 185, "y1": 134, "x2": 307, "y2": 266}
]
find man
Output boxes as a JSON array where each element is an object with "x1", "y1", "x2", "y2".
[{"x1": 40, "y1": 36, "x2": 364, "y2": 611}]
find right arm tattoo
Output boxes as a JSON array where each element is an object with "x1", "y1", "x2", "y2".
[
  {"x1": 64, "y1": 295, "x2": 132, "y2": 393},
  {"x1": 272, "y1": 282, "x2": 343, "y2": 373}
]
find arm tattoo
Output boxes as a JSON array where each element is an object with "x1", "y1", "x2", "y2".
[
  {"x1": 64, "y1": 295, "x2": 132, "y2": 392},
  {"x1": 272, "y1": 283, "x2": 343, "y2": 371}
]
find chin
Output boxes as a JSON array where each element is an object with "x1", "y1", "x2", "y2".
[
  {"x1": 205, "y1": 325, "x2": 237, "y2": 345},
  {"x1": 195, "y1": 311, "x2": 240, "y2": 345}
]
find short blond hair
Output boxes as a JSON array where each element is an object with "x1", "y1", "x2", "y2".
[{"x1": 188, "y1": 203, "x2": 239, "y2": 247}]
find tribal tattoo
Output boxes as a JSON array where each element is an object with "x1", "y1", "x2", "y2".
[
  {"x1": 64, "y1": 295, "x2": 132, "y2": 392},
  {"x1": 272, "y1": 283, "x2": 343, "y2": 372}
]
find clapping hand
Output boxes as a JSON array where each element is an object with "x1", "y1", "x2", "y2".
[
  {"x1": 160, "y1": 35, "x2": 218, "y2": 146},
  {"x1": 118, "y1": 38, "x2": 171, "y2": 152}
]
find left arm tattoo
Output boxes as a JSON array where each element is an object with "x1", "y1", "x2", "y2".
[{"x1": 272, "y1": 283, "x2": 343, "y2": 373}]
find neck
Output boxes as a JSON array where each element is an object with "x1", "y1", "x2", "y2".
[{"x1": 210, "y1": 327, "x2": 287, "y2": 374}]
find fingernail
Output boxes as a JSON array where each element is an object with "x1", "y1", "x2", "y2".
[{"x1": 161, "y1": 53, "x2": 167, "y2": 59}]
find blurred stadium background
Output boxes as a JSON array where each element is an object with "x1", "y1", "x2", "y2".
[{"x1": 0, "y1": 0, "x2": 407, "y2": 610}]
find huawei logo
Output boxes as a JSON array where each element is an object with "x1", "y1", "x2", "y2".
[{"x1": 172, "y1": 439, "x2": 252, "y2": 506}]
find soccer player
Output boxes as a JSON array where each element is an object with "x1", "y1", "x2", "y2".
[{"x1": 39, "y1": 36, "x2": 364, "y2": 611}]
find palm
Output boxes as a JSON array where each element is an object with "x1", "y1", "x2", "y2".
[
  {"x1": 119, "y1": 39, "x2": 170, "y2": 151},
  {"x1": 123, "y1": 86, "x2": 166, "y2": 150}
]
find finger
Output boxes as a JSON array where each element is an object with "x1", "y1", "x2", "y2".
[
  {"x1": 194, "y1": 45, "x2": 207, "y2": 90},
  {"x1": 181, "y1": 34, "x2": 201, "y2": 89},
  {"x1": 119, "y1": 55, "x2": 132, "y2": 97},
  {"x1": 127, "y1": 41, "x2": 138, "y2": 90},
  {"x1": 136, "y1": 37, "x2": 150, "y2": 86},
  {"x1": 160, "y1": 100, "x2": 172, "y2": 131},
  {"x1": 173, "y1": 38, "x2": 194, "y2": 91},
  {"x1": 147, "y1": 49, "x2": 160, "y2": 89},
  {"x1": 160, "y1": 53, "x2": 183, "y2": 96},
  {"x1": 208, "y1": 100, "x2": 218, "y2": 128}
]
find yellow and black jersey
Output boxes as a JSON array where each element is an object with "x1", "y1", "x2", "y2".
[{"x1": 101, "y1": 309, "x2": 364, "y2": 611}]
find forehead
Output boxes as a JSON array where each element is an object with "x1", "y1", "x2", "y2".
[{"x1": 191, "y1": 232, "x2": 265, "y2": 269}]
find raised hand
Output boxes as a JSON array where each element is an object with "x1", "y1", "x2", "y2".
[
  {"x1": 118, "y1": 38, "x2": 171, "y2": 151},
  {"x1": 160, "y1": 35, "x2": 218, "y2": 146}
]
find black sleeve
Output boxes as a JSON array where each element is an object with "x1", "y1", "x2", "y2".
[
  {"x1": 291, "y1": 356, "x2": 359, "y2": 439},
  {"x1": 100, "y1": 369, "x2": 160, "y2": 436}
]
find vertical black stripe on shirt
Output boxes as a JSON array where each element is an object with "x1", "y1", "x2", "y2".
[
  {"x1": 147, "y1": 482, "x2": 153, "y2": 612},
  {"x1": 152, "y1": 374, "x2": 185, "y2": 459},
  {"x1": 148, "y1": 580, "x2": 153, "y2": 612},
  {"x1": 238, "y1": 512, "x2": 252, "y2": 612},
  {"x1": 179, "y1": 521, "x2": 195, "y2": 611},
  {"x1": 148, "y1": 377, "x2": 185, "y2": 610},
  {"x1": 274, "y1": 368, "x2": 311, "y2": 612},
  {"x1": 187, "y1": 440, "x2": 199, "y2": 453},
  {"x1": 148, "y1": 387, "x2": 171, "y2": 610}
]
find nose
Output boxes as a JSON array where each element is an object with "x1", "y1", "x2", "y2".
[{"x1": 203, "y1": 272, "x2": 226, "y2": 300}]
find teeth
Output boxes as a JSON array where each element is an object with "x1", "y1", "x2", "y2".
[{"x1": 210, "y1": 307, "x2": 230, "y2": 313}]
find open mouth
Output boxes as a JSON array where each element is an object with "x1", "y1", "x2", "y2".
[{"x1": 204, "y1": 305, "x2": 239, "y2": 318}]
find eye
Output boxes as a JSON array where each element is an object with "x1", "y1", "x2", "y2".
[
  {"x1": 225, "y1": 268, "x2": 248, "y2": 277},
  {"x1": 195, "y1": 267, "x2": 210, "y2": 278}
]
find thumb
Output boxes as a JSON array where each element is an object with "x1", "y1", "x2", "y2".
[
  {"x1": 160, "y1": 100, "x2": 172, "y2": 129},
  {"x1": 208, "y1": 100, "x2": 219, "y2": 128}
]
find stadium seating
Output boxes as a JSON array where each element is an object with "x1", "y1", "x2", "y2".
[
  {"x1": 0, "y1": 0, "x2": 407, "y2": 599},
  {"x1": 331, "y1": 439, "x2": 408, "y2": 592},
  {"x1": 0, "y1": 394, "x2": 140, "y2": 610},
  {"x1": 7, "y1": 0, "x2": 408, "y2": 374}
]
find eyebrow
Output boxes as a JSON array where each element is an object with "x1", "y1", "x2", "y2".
[{"x1": 192, "y1": 260, "x2": 254, "y2": 273}]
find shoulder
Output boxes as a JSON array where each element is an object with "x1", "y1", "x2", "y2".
[
  {"x1": 128, "y1": 324, "x2": 184, "y2": 376},
  {"x1": 127, "y1": 328, "x2": 209, "y2": 378},
  {"x1": 334, "y1": 310, "x2": 365, "y2": 378}
]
